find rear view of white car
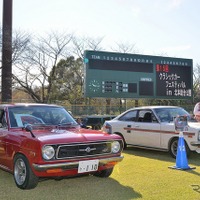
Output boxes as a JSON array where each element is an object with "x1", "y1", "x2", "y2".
[{"x1": 102, "y1": 106, "x2": 200, "y2": 158}]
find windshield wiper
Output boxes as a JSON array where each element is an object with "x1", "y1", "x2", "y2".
[{"x1": 57, "y1": 122, "x2": 77, "y2": 127}]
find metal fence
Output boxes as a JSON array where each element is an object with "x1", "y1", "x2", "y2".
[
  {"x1": 66, "y1": 104, "x2": 195, "y2": 117},
  {"x1": 9, "y1": 98, "x2": 196, "y2": 117}
]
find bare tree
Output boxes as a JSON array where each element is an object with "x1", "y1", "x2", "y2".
[
  {"x1": 13, "y1": 31, "x2": 73, "y2": 102},
  {"x1": 111, "y1": 41, "x2": 138, "y2": 54},
  {"x1": 72, "y1": 35, "x2": 104, "y2": 58},
  {"x1": 0, "y1": 27, "x2": 31, "y2": 99},
  {"x1": 193, "y1": 63, "x2": 200, "y2": 102},
  {"x1": 12, "y1": 29, "x2": 31, "y2": 64},
  {"x1": 0, "y1": 27, "x2": 30, "y2": 66}
]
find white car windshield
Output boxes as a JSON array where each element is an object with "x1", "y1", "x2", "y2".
[
  {"x1": 154, "y1": 107, "x2": 190, "y2": 122},
  {"x1": 8, "y1": 106, "x2": 77, "y2": 128}
]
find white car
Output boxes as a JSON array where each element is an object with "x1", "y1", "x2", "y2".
[{"x1": 102, "y1": 106, "x2": 200, "y2": 158}]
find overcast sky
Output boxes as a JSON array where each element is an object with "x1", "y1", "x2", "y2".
[{"x1": 1, "y1": 0, "x2": 200, "y2": 65}]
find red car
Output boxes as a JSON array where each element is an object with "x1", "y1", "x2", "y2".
[{"x1": 0, "y1": 104, "x2": 124, "y2": 189}]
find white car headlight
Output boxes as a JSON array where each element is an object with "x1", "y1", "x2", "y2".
[
  {"x1": 103, "y1": 122, "x2": 112, "y2": 134},
  {"x1": 42, "y1": 146, "x2": 55, "y2": 160},
  {"x1": 111, "y1": 141, "x2": 121, "y2": 153}
]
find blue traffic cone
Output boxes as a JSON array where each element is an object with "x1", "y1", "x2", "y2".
[{"x1": 169, "y1": 132, "x2": 195, "y2": 170}]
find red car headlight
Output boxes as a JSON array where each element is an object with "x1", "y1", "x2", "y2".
[
  {"x1": 42, "y1": 146, "x2": 55, "y2": 160},
  {"x1": 111, "y1": 141, "x2": 120, "y2": 153}
]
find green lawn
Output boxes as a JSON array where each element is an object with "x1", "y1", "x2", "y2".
[{"x1": 0, "y1": 147, "x2": 200, "y2": 200}]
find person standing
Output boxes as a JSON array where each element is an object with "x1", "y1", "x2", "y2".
[
  {"x1": 77, "y1": 118, "x2": 87, "y2": 128},
  {"x1": 193, "y1": 102, "x2": 200, "y2": 122}
]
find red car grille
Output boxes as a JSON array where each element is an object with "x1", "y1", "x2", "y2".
[{"x1": 56, "y1": 142, "x2": 112, "y2": 159}]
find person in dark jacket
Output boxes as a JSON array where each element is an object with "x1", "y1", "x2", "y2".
[{"x1": 77, "y1": 118, "x2": 87, "y2": 128}]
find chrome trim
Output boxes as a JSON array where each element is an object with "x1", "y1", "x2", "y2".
[
  {"x1": 32, "y1": 155, "x2": 124, "y2": 171},
  {"x1": 190, "y1": 141, "x2": 200, "y2": 146},
  {"x1": 56, "y1": 141, "x2": 113, "y2": 159},
  {"x1": 0, "y1": 164, "x2": 12, "y2": 173}
]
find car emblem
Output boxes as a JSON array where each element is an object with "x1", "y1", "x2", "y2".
[
  {"x1": 85, "y1": 147, "x2": 91, "y2": 153},
  {"x1": 79, "y1": 146, "x2": 96, "y2": 153}
]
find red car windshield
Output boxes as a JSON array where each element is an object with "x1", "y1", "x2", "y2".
[{"x1": 8, "y1": 106, "x2": 77, "y2": 128}]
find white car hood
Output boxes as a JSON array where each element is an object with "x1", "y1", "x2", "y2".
[{"x1": 188, "y1": 122, "x2": 200, "y2": 129}]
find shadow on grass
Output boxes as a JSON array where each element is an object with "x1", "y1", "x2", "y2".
[
  {"x1": 0, "y1": 170, "x2": 142, "y2": 200},
  {"x1": 185, "y1": 169, "x2": 200, "y2": 177},
  {"x1": 123, "y1": 146, "x2": 200, "y2": 166}
]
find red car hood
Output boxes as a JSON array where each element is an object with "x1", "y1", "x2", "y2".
[{"x1": 32, "y1": 127, "x2": 121, "y2": 144}]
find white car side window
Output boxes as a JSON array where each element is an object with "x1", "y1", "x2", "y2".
[
  {"x1": 138, "y1": 110, "x2": 151, "y2": 122},
  {"x1": 119, "y1": 110, "x2": 137, "y2": 121},
  {"x1": 137, "y1": 110, "x2": 158, "y2": 123}
]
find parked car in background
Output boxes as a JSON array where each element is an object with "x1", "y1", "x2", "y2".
[
  {"x1": 0, "y1": 104, "x2": 123, "y2": 189},
  {"x1": 82, "y1": 115, "x2": 116, "y2": 130},
  {"x1": 102, "y1": 106, "x2": 200, "y2": 158}
]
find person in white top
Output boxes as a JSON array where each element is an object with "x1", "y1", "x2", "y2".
[{"x1": 193, "y1": 102, "x2": 200, "y2": 122}]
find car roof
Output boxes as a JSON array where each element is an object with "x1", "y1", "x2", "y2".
[
  {"x1": 113, "y1": 105, "x2": 186, "y2": 119},
  {"x1": 128, "y1": 105, "x2": 181, "y2": 110},
  {"x1": 0, "y1": 103, "x2": 62, "y2": 108},
  {"x1": 82, "y1": 115, "x2": 116, "y2": 118},
  {"x1": 120, "y1": 106, "x2": 183, "y2": 114}
]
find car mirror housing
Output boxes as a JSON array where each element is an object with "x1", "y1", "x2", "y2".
[
  {"x1": 24, "y1": 124, "x2": 33, "y2": 132},
  {"x1": 24, "y1": 124, "x2": 35, "y2": 138}
]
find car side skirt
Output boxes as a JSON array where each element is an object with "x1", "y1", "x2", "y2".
[{"x1": 126, "y1": 144, "x2": 168, "y2": 152}]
